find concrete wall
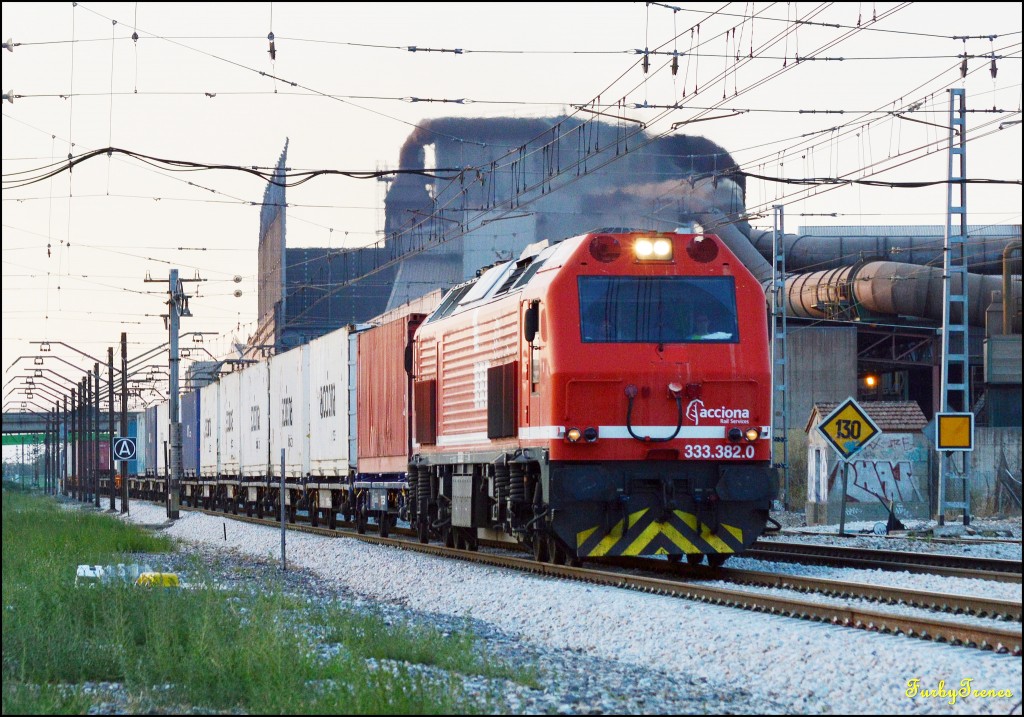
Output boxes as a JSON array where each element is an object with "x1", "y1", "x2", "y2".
[
  {"x1": 966, "y1": 427, "x2": 1022, "y2": 516},
  {"x1": 802, "y1": 430, "x2": 931, "y2": 525},
  {"x1": 786, "y1": 326, "x2": 858, "y2": 427},
  {"x1": 802, "y1": 426, "x2": 1022, "y2": 523},
  {"x1": 776, "y1": 326, "x2": 858, "y2": 511}
]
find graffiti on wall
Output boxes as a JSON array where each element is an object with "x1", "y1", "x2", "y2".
[
  {"x1": 815, "y1": 434, "x2": 928, "y2": 506},
  {"x1": 842, "y1": 459, "x2": 925, "y2": 504}
]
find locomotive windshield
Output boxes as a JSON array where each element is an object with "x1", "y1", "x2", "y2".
[{"x1": 578, "y1": 276, "x2": 739, "y2": 343}]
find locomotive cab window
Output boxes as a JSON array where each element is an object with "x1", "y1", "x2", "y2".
[{"x1": 578, "y1": 276, "x2": 739, "y2": 343}]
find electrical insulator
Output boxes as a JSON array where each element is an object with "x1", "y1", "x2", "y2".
[
  {"x1": 671, "y1": 55, "x2": 679, "y2": 76},
  {"x1": 268, "y1": 32, "x2": 276, "y2": 61},
  {"x1": 990, "y1": 57, "x2": 998, "y2": 79},
  {"x1": 960, "y1": 57, "x2": 968, "y2": 79},
  {"x1": 642, "y1": 51, "x2": 649, "y2": 74}
]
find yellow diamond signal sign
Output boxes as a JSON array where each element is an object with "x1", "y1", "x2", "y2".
[
  {"x1": 816, "y1": 397, "x2": 881, "y2": 460},
  {"x1": 936, "y1": 412, "x2": 974, "y2": 451}
]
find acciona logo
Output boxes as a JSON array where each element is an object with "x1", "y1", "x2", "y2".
[{"x1": 685, "y1": 398, "x2": 750, "y2": 425}]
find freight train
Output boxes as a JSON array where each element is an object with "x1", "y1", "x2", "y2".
[{"x1": 126, "y1": 229, "x2": 778, "y2": 566}]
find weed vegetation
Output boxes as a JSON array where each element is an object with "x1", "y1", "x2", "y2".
[{"x1": 2, "y1": 485, "x2": 522, "y2": 713}]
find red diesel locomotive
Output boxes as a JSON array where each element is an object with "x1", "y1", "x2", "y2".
[{"x1": 408, "y1": 229, "x2": 778, "y2": 565}]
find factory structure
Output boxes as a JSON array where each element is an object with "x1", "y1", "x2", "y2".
[{"x1": 243, "y1": 117, "x2": 1021, "y2": 522}]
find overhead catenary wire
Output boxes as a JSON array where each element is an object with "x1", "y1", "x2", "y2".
[{"x1": 4, "y1": 2, "x2": 1019, "y2": 366}]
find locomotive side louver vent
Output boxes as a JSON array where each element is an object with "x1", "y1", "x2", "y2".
[
  {"x1": 414, "y1": 380, "x2": 437, "y2": 444},
  {"x1": 487, "y1": 362, "x2": 519, "y2": 438}
]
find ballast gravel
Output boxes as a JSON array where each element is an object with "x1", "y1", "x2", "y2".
[{"x1": 97, "y1": 501, "x2": 1022, "y2": 715}]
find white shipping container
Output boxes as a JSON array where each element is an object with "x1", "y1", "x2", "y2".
[
  {"x1": 199, "y1": 380, "x2": 219, "y2": 478},
  {"x1": 218, "y1": 370, "x2": 242, "y2": 476},
  {"x1": 308, "y1": 326, "x2": 353, "y2": 477},
  {"x1": 155, "y1": 400, "x2": 169, "y2": 477},
  {"x1": 134, "y1": 410, "x2": 147, "y2": 477},
  {"x1": 239, "y1": 360, "x2": 270, "y2": 479},
  {"x1": 270, "y1": 344, "x2": 310, "y2": 478}
]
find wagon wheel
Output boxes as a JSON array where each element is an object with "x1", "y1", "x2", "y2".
[
  {"x1": 309, "y1": 493, "x2": 319, "y2": 527},
  {"x1": 356, "y1": 507, "x2": 367, "y2": 535},
  {"x1": 666, "y1": 554, "x2": 682, "y2": 564},
  {"x1": 328, "y1": 509, "x2": 337, "y2": 530},
  {"x1": 378, "y1": 513, "x2": 389, "y2": 538},
  {"x1": 465, "y1": 530, "x2": 479, "y2": 552},
  {"x1": 686, "y1": 553, "x2": 704, "y2": 566}
]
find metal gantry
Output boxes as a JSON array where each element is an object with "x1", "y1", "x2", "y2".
[{"x1": 937, "y1": 87, "x2": 972, "y2": 526}]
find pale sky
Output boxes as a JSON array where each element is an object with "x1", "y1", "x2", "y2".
[{"x1": 2, "y1": 2, "x2": 1021, "y2": 417}]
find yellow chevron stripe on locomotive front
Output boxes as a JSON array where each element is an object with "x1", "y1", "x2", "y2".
[{"x1": 575, "y1": 509, "x2": 744, "y2": 557}]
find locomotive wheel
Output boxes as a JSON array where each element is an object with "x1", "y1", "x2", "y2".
[
  {"x1": 706, "y1": 554, "x2": 728, "y2": 568},
  {"x1": 686, "y1": 553, "x2": 704, "y2": 566},
  {"x1": 666, "y1": 554, "x2": 682, "y2": 564},
  {"x1": 442, "y1": 526, "x2": 455, "y2": 549},
  {"x1": 465, "y1": 530, "x2": 479, "y2": 552},
  {"x1": 532, "y1": 536, "x2": 549, "y2": 563},
  {"x1": 378, "y1": 513, "x2": 389, "y2": 538},
  {"x1": 417, "y1": 519, "x2": 429, "y2": 544},
  {"x1": 548, "y1": 536, "x2": 566, "y2": 565}
]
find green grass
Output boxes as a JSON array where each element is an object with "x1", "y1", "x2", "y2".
[
  {"x1": 319, "y1": 607, "x2": 541, "y2": 688},
  {"x1": 2, "y1": 489, "x2": 527, "y2": 714}
]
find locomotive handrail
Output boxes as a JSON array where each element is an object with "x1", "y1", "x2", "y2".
[{"x1": 624, "y1": 384, "x2": 683, "y2": 443}]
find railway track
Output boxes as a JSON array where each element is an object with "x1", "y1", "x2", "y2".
[
  {"x1": 182, "y1": 504, "x2": 1022, "y2": 655},
  {"x1": 779, "y1": 530, "x2": 1021, "y2": 546},
  {"x1": 747, "y1": 539, "x2": 1022, "y2": 583},
  {"x1": 596, "y1": 556, "x2": 1022, "y2": 621}
]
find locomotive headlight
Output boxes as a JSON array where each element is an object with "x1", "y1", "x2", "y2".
[
  {"x1": 728, "y1": 428, "x2": 743, "y2": 442},
  {"x1": 744, "y1": 427, "x2": 760, "y2": 442},
  {"x1": 652, "y1": 238, "x2": 673, "y2": 259},
  {"x1": 635, "y1": 237, "x2": 673, "y2": 261},
  {"x1": 583, "y1": 426, "x2": 599, "y2": 443},
  {"x1": 566, "y1": 427, "x2": 582, "y2": 443}
]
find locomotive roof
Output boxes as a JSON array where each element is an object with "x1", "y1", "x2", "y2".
[{"x1": 424, "y1": 235, "x2": 570, "y2": 324}]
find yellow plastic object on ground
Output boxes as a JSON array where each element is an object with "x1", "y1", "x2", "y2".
[{"x1": 135, "y1": 572, "x2": 180, "y2": 588}]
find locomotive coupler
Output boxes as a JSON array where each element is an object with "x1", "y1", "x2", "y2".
[{"x1": 693, "y1": 487, "x2": 720, "y2": 532}]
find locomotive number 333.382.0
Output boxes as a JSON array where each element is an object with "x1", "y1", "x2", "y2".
[{"x1": 683, "y1": 444, "x2": 755, "y2": 459}]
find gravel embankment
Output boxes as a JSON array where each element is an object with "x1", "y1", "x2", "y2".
[{"x1": 87, "y1": 501, "x2": 1024, "y2": 714}]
